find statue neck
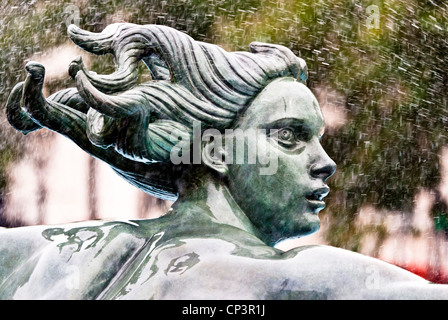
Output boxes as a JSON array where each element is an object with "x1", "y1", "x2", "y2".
[{"x1": 172, "y1": 174, "x2": 262, "y2": 241}]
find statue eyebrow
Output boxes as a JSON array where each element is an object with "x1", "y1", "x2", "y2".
[
  {"x1": 263, "y1": 118, "x2": 308, "y2": 130},
  {"x1": 263, "y1": 118, "x2": 313, "y2": 140}
]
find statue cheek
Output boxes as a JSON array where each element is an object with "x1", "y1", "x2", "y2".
[{"x1": 276, "y1": 150, "x2": 310, "y2": 179}]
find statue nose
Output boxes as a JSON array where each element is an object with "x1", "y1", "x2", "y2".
[{"x1": 310, "y1": 157, "x2": 336, "y2": 181}]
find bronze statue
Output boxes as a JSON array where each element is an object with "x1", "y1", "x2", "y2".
[{"x1": 1, "y1": 23, "x2": 447, "y2": 299}]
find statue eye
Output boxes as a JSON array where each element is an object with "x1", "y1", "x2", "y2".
[
  {"x1": 266, "y1": 122, "x2": 311, "y2": 150},
  {"x1": 271, "y1": 127, "x2": 299, "y2": 149},
  {"x1": 278, "y1": 128, "x2": 295, "y2": 142}
]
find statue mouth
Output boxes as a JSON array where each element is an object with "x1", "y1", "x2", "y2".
[{"x1": 305, "y1": 187, "x2": 329, "y2": 211}]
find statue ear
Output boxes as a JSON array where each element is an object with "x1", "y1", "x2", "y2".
[{"x1": 201, "y1": 129, "x2": 229, "y2": 175}]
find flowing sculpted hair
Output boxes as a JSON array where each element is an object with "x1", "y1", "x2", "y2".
[{"x1": 7, "y1": 23, "x2": 308, "y2": 200}]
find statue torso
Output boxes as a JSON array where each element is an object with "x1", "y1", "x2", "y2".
[
  {"x1": 0, "y1": 209, "x2": 427, "y2": 300},
  {"x1": 0, "y1": 214, "x2": 290, "y2": 299}
]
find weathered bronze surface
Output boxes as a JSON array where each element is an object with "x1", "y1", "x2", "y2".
[{"x1": 2, "y1": 23, "x2": 447, "y2": 299}]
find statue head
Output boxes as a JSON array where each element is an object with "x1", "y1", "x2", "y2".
[
  {"x1": 166, "y1": 77, "x2": 336, "y2": 245},
  {"x1": 8, "y1": 23, "x2": 336, "y2": 246},
  {"x1": 224, "y1": 78, "x2": 336, "y2": 244}
]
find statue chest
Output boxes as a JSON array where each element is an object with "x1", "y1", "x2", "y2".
[{"x1": 1, "y1": 226, "x2": 167, "y2": 300}]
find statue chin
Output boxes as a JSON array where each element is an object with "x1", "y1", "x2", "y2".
[{"x1": 1, "y1": 22, "x2": 447, "y2": 300}]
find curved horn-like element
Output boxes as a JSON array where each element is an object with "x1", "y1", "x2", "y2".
[
  {"x1": 6, "y1": 78, "x2": 90, "y2": 136},
  {"x1": 74, "y1": 70, "x2": 144, "y2": 118},
  {"x1": 19, "y1": 61, "x2": 178, "y2": 200},
  {"x1": 6, "y1": 82, "x2": 42, "y2": 134},
  {"x1": 68, "y1": 23, "x2": 152, "y2": 93},
  {"x1": 67, "y1": 23, "x2": 308, "y2": 102}
]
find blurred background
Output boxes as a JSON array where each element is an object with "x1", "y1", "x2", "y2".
[{"x1": 1, "y1": 0, "x2": 448, "y2": 283}]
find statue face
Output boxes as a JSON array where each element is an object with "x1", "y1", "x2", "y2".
[{"x1": 226, "y1": 78, "x2": 336, "y2": 245}]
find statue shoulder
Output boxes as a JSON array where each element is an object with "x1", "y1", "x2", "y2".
[
  {"x1": 0, "y1": 219, "x2": 142, "y2": 248},
  {"x1": 276, "y1": 245, "x2": 439, "y2": 299},
  {"x1": 143, "y1": 242, "x2": 437, "y2": 299},
  {"x1": 0, "y1": 220, "x2": 148, "y2": 299}
]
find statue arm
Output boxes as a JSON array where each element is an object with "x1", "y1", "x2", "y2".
[
  {"x1": 280, "y1": 245, "x2": 448, "y2": 300},
  {"x1": 283, "y1": 246, "x2": 448, "y2": 299},
  {"x1": 149, "y1": 243, "x2": 448, "y2": 300}
]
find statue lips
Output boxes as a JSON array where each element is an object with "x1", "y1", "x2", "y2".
[{"x1": 305, "y1": 186, "x2": 330, "y2": 213}]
